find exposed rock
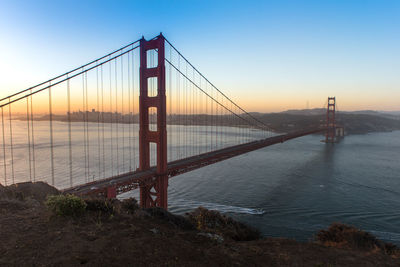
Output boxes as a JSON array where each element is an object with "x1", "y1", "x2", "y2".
[
  {"x1": 197, "y1": 232, "x2": 224, "y2": 243},
  {"x1": 149, "y1": 228, "x2": 159, "y2": 234}
]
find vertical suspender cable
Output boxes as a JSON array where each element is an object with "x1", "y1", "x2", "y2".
[
  {"x1": 115, "y1": 59, "x2": 119, "y2": 174},
  {"x1": 215, "y1": 90, "x2": 217, "y2": 150},
  {"x1": 206, "y1": 82, "x2": 209, "y2": 153},
  {"x1": 132, "y1": 50, "x2": 136, "y2": 170},
  {"x1": 219, "y1": 94, "x2": 222, "y2": 148},
  {"x1": 128, "y1": 52, "x2": 132, "y2": 171},
  {"x1": 211, "y1": 85, "x2": 214, "y2": 150},
  {"x1": 48, "y1": 83, "x2": 55, "y2": 186},
  {"x1": 192, "y1": 68, "x2": 195, "y2": 156},
  {"x1": 30, "y1": 93, "x2": 36, "y2": 181},
  {"x1": 190, "y1": 67, "x2": 192, "y2": 156},
  {"x1": 101, "y1": 65, "x2": 105, "y2": 178},
  {"x1": 8, "y1": 101, "x2": 15, "y2": 184},
  {"x1": 185, "y1": 61, "x2": 188, "y2": 157},
  {"x1": 220, "y1": 95, "x2": 222, "y2": 147},
  {"x1": 190, "y1": 68, "x2": 192, "y2": 155},
  {"x1": 216, "y1": 92, "x2": 219, "y2": 149},
  {"x1": 121, "y1": 56, "x2": 125, "y2": 171},
  {"x1": 177, "y1": 56, "x2": 180, "y2": 159},
  {"x1": 82, "y1": 69, "x2": 87, "y2": 181},
  {"x1": 199, "y1": 76, "x2": 202, "y2": 154},
  {"x1": 26, "y1": 98, "x2": 32, "y2": 182},
  {"x1": 85, "y1": 72, "x2": 90, "y2": 180},
  {"x1": 222, "y1": 96, "x2": 225, "y2": 147},
  {"x1": 96, "y1": 64, "x2": 101, "y2": 180},
  {"x1": 234, "y1": 102, "x2": 237, "y2": 145},
  {"x1": 67, "y1": 77, "x2": 73, "y2": 187},
  {"x1": 221, "y1": 95, "x2": 224, "y2": 147},
  {"x1": 109, "y1": 59, "x2": 114, "y2": 176},
  {"x1": 168, "y1": 45, "x2": 172, "y2": 162},
  {"x1": 1, "y1": 108, "x2": 6, "y2": 185}
]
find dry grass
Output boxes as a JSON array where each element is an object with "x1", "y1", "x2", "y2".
[
  {"x1": 316, "y1": 222, "x2": 399, "y2": 256},
  {"x1": 186, "y1": 206, "x2": 260, "y2": 241}
]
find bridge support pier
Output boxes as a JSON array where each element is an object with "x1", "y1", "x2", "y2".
[
  {"x1": 107, "y1": 186, "x2": 117, "y2": 199},
  {"x1": 138, "y1": 34, "x2": 168, "y2": 209},
  {"x1": 139, "y1": 175, "x2": 168, "y2": 208}
]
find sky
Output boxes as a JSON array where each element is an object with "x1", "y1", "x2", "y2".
[{"x1": 0, "y1": 0, "x2": 399, "y2": 112}]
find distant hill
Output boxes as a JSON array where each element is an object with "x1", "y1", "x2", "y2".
[
  {"x1": 252, "y1": 110, "x2": 400, "y2": 134},
  {"x1": 340, "y1": 110, "x2": 400, "y2": 121},
  {"x1": 21, "y1": 108, "x2": 400, "y2": 135},
  {"x1": 280, "y1": 108, "x2": 325, "y2": 116},
  {"x1": 382, "y1": 111, "x2": 400, "y2": 116},
  {"x1": 277, "y1": 108, "x2": 400, "y2": 119}
]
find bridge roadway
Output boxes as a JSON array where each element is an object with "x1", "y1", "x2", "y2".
[{"x1": 63, "y1": 128, "x2": 325, "y2": 197}]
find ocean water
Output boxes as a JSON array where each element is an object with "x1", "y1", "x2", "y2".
[
  {"x1": 0, "y1": 120, "x2": 267, "y2": 188},
  {"x1": 164, "y1": 131, "x2": 400, "y2": 245}
]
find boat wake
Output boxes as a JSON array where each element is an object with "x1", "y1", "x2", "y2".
[{"x1": 169, "y1": 199, "x2": 266, "y2": 215}]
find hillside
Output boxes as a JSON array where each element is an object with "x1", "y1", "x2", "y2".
[
  {"x1": 1, "y1": 182, "x2": 399, "y2": 266},
  {"x1": 254, "y1": 111, "x2": 400, "y2": 134}
]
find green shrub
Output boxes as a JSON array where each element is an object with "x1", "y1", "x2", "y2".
[
  {"x1": 316, "y1": 223, "x2": 379, "y2": 250},
  {"x1": 85, "y1": 198, "x2": 115, "y2": 214},
  {"x1": 121, "y1": 198, "x2": 139, "y2": 214},
  {"x1": 186, "y1": 207, "x2": 260, "y2": 241},
  {"x1": 45, "y1": 194, "x2": 87, "y2": 217},
  {"x1": 316, "y1": 222, "x2": 399, "y2": 254}
]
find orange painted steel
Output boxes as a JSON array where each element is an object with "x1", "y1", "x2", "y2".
[{"x1": 138, "y1": 34, "x2": 168, "y2": 209}]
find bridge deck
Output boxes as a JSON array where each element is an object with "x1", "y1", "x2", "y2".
[{"x1": 63, "y1": 128, "x2": 324, "y2": 197}]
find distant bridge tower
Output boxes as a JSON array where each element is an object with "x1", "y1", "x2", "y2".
[
  {"x1": 139, "y1": 34, "x2": 168, "y2": 209},
  {"x1": 325, "y1": 97, "x2": 336, "y2": 143}
]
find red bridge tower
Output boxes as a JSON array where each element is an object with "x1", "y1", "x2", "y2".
[{"x1": 139, "y1": 34, "x2": 168, "y2": 209}]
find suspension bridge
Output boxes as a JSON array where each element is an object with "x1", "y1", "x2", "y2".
[{"x1": 0, "y1": 34, "x2": 341, "y2": 209}]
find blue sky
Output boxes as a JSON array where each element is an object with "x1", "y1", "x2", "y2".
[{"x1": 1, "y1": 0, "x2": 399, "y2": 111}]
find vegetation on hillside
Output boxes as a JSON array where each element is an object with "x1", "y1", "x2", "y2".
[{"x1": 1, "y1": 182, "x2": 399, "y2": 266}]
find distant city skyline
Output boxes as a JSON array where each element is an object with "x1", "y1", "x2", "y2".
[{"x1": 1, "y1": 0, "x2": 399, "y2": 111}]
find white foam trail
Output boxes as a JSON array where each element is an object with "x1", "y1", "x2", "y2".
[{"x1": 169, "y1": 199, "x2": 266, "y2": 215}]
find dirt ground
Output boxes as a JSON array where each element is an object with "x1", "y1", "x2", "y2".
[{"x1": 1, "y1": 182, "x2": 399, "y2": 266}]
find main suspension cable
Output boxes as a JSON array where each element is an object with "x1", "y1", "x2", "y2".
[
  {"x1": 164, "y1": 38, "x2": 273, "y2": 132},
  {"x1": 0, "y1": 39, "x2": 141, "y2": 104},
  {"x1": 165, "y1": 58, "x2": 268, "y2": 132}
]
